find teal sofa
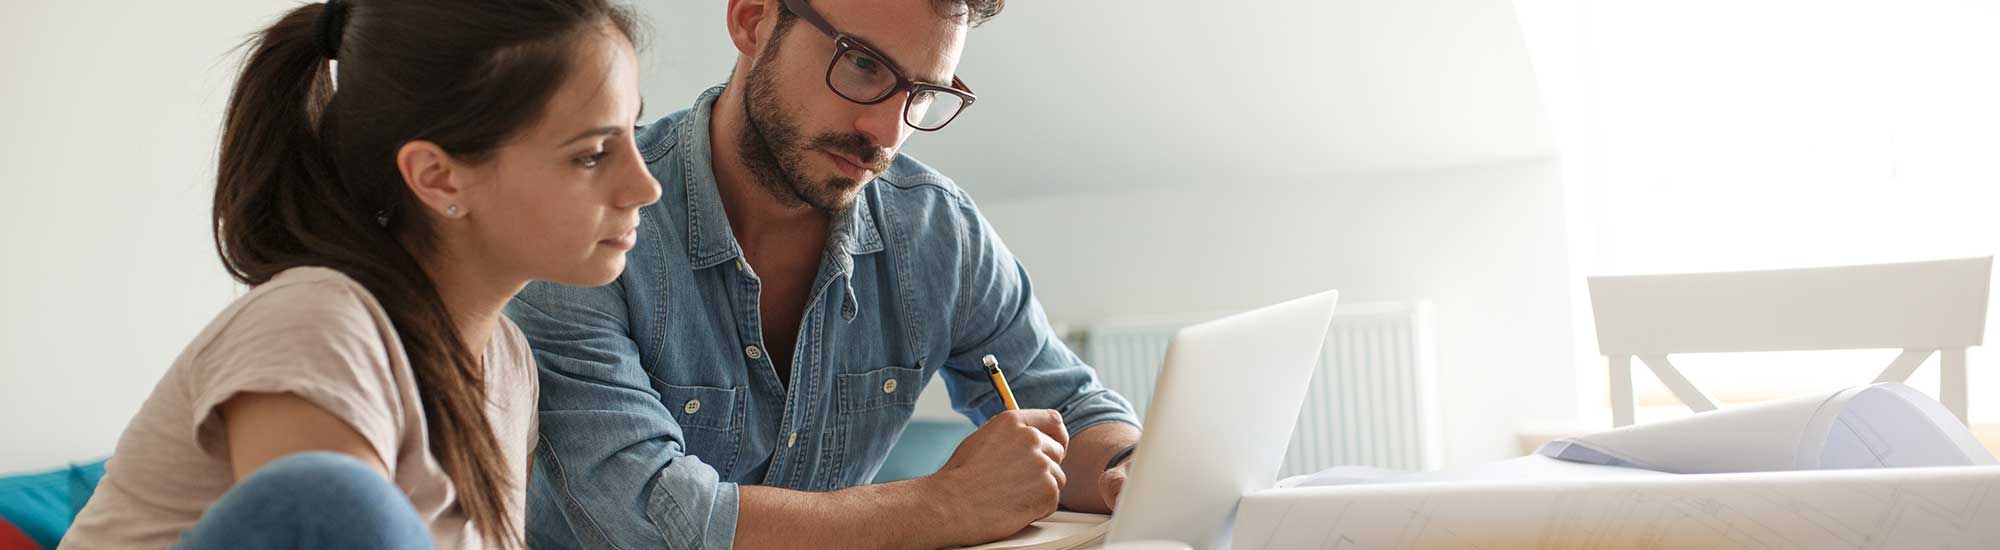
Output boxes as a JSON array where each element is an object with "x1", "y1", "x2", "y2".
[{"x1": 0, "y1": 460, "x2": 106, "y2": 550}]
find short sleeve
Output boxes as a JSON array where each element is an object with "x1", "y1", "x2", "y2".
[{"x1": 185, "y1": 274, "x2": 407, "y2": 471}]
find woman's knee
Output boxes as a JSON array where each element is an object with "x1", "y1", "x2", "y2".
[
  {"x1": 186, "y1": 452, "x2": 429, "y2": 549},
  {"x1": 213, "y1": 451, "x2": 418, "y2": 528},
  {"x1": 235, "y1": 452, "x2": 395, "y2": 505}
]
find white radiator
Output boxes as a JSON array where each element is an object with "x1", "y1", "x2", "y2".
[{"x1": 1075, "y1": 302, "x2": 1441, "y2": 476}]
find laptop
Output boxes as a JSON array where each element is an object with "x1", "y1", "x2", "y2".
[
  {"x1": 1105, "y1": 290, "x2": 1339, "y2": 548},
  {"x1": 959, "y1": 290, "x2": 1338, "y2": 550}
]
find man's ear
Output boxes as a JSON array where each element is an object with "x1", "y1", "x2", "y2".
[
  {"x1": 726, "y1": 0, "x2": 779, "y2": 59},
  {"x1": 395, "y1": 140, "x2": 467, "y2": 220}
]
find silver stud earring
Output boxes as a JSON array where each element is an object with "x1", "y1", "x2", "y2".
[{"x1": 446, "y1": 205, "x2": 461, "y2": 218}]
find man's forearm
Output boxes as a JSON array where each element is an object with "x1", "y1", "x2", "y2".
[
  {"x1": 1059, "y1": 421, "x2": 1142, "y2": 513},
  {"x1": 736, "y1": 478, "x2": 951, "y2": 550}
]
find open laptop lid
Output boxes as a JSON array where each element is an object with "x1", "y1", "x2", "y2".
[{"x1": 1106, "y1": 290, "x2": 1339, "y2": 548}]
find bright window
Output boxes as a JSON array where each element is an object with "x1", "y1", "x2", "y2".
[{"x1": 1512, "y1": 0, "x2": 2000, "y2": 423}]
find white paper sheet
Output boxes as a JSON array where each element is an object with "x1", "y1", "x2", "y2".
[
  {"x1": 1537, "y1": 383, "x2": 1996, "y2": 473},
  {"x1": 1234, "y1": 466, "x2": 2000, "y2": 548}
]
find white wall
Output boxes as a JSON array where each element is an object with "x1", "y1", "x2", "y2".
[
  {"x1": 970, "y1": 159, "x2": 1577, "y2": 467},
  {"x1": 0, "y1": 2, "x2": 293, "y2": 472},
  {"x1": 903, "y1": 0, "x2": 1556, "y2": 197}
]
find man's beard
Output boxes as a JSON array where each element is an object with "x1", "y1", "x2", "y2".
[{"x1": 738, "y1": 53, "x2": 890, "y2": 212}]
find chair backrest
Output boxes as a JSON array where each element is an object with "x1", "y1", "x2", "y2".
[{"x1": 1588, "y1": 256, "x2": 1992, "y2": 427}]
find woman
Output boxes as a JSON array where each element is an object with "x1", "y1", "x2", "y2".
[{"x1": 63, "y1": 0, "x2": 658, "y2": 548}]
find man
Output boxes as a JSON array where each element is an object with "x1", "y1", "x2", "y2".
[{"x1": 505, "y1": 0, "x2": 1142, "y2": 548}]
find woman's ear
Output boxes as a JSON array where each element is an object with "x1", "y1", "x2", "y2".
[{"x1": 395, "y1": 140, "x2": 469, "y2": 220}]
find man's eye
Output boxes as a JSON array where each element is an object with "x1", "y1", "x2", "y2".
[
  {"x1": 576, "y1": 151, "x2": 607, "y2": 168},
  {"x1": 847, "y1": 52, "x2": 881, "y2": 72}
]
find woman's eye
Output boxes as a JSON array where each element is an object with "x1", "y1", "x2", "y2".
[{"x1": 576, "y1": 151, "x2": 608, "y2": 169}]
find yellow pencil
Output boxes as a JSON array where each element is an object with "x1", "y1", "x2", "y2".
[{"x1": 982, "y1": 354, "x2": 1020, "y2": 411}]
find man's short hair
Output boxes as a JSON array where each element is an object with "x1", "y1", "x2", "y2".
[{"x1": 945, "y1": 0, "x2": 1005, "y2": 27}]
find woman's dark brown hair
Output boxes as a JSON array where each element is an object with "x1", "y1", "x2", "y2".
[{"x1": 214, "y1": 0, "x2": 636, "y2": 546}]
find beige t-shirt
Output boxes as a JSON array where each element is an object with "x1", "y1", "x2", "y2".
[{"x1": 63, "y1": 267, "x2": 538, "y2": 550}]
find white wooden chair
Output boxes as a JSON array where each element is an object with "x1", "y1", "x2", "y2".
[{"x1": 1588, "y1": 257, "x2": 1992, "y2": 427}]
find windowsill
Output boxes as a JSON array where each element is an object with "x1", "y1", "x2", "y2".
[{"x1": 1976, "y1": 424, "x2": 2000, "y2": 458}]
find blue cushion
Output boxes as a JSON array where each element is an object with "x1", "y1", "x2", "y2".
[
  {"x1": 67, "y1": 461, "x2": 104, "y2": 511},
  {"x1": 0, "y1": 459, "x2": 109, "y2": 549},
  {"x1": 874, "y1": 419, "x2": 976, "y2": 483}
]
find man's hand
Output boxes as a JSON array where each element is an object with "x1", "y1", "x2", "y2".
[
  {"x1": 919, "y1": 409, "x2": 1070, "y2": 545},
  {"x1": 737, "y1": 410, "x2": 1081, "y2": 549},
  {"x1": 736, "y1": 415, "x2": 1142, "y2": 549}
]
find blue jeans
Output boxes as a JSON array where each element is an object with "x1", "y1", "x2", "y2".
[{"x1": 177, "y1": 452, "x2": 433, "y2": 550}]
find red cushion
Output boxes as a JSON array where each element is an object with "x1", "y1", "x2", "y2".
[{"x1": 0, "y1": 518, "x2": 40, "y2": 550}]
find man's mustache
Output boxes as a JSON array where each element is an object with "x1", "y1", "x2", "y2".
[{"x1": 809, "y1": 132, "x2": 892, "y2": 173}]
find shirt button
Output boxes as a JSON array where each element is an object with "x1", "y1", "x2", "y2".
[
  {"x1": 787, "y1": 432, "x2": 798, "y2": 448},
  {"x1": 882, "y1": 378, "x2": 898, "y2": 394},
  {"x1": 745, "y1": 345, "x2": 763, "y2": 360},
  {"x1": 736, "y1": 258, "x2": 749, "y2": 272},
  {"x1": 683, "y1": 399, "x2": 701, "y2": 415}
]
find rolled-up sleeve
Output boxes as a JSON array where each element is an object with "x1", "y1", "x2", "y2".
[
  {"x1": 937, "y1": 195, "x2": 1141, "y2": 436},
  {"x1": 506, "y1": 280, "x2": 737, "y2": 550}
]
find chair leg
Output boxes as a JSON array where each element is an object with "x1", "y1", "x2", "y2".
[
  {"x1": 1610, "y1": 355, "x2": 1634, "y2": 427},
  {"x1": 1941, "y1": 347, "x2": 1968, "y2": 425}
]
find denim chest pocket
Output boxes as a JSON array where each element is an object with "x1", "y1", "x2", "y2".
[
  {"x1": 658, "y1": 382, "x2": 744, "y2": 475},
  {"x1": 836, "y1": 366, "x2": 926, "y2": 413},
  {"x1": 815, "y1": 366, "x2": 927, "y2": 490}
]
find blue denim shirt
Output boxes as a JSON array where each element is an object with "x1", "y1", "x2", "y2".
[{"x1": 505, "y1": 86, "x2": 1139, "y2": 550}]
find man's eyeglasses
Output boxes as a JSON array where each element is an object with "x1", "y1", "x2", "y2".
[{"x1": 779, "y1": 0, "x2": 977, "y2": 132}]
